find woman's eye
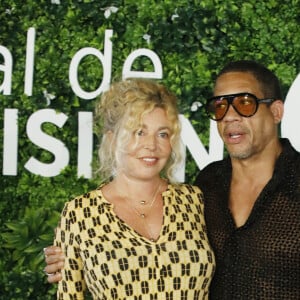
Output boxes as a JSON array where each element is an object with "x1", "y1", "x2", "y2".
[
  {"x1": 136, "y1": 129, "x2": 144, "y2": 136},
  {"x1": 159, "y1": 131, "x2": 169, "y2": 138}
]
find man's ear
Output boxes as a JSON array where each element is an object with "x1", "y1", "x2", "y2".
[{"x1": 270, "y1": 100, "x2": 284, "y2": 124}]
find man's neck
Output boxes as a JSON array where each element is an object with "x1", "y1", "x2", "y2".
[{"x1": 230, "y1": 139, "x2": 282, "y2": 183}]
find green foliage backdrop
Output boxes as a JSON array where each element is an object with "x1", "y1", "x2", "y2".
[{"x1": 0, "y1": 0, "x2": 299, "y2": 298}]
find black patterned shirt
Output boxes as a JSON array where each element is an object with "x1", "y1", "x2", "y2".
[
  {"x1": 54, "y1": 183, "x2": 215, "y2": 300},
  {"x1": 195, "y1": 138, "x2": 300, "y2": 299}
]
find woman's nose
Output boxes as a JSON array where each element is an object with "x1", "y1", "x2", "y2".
[{"x1": 143, "y1": 135, "x2": 156, "y2": 150}]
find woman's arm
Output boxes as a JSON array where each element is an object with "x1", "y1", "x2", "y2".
[{"x1": 53, "y1": 202, "x2": 86, "y2": 299}]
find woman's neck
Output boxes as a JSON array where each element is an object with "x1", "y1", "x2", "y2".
[{"x1": 106, "y1": 175, "x2": 165, "y2": 204}]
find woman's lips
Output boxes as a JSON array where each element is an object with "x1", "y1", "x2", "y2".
[{"x1": 139, "y1": 156, "x2": 158, "y2": 166}]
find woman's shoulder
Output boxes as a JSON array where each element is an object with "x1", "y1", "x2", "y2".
[
  {"x1": 168, "y1": 183, "x2": 202, "y2": 194},
  {"x1": 167, "y1": 183, "x2": 204, "y2": 208},
  {"x1": 63, "y1": 187, "x2": 105, "y2": 212}
]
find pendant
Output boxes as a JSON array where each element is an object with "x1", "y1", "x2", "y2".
[
  {"x1": 140, "y1": 213, "x2": 145, "y2": 218},
  {"x1": 140, "y1": 200, "x2": 146, "y2": 205}
]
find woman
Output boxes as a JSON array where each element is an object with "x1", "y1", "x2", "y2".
[{"x1": 48, "y1": 78, "x2": 215, "y2": 299}]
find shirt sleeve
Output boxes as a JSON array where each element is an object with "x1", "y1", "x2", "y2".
[{"x1": 54, "y1": 202, "x2": 87, "y2": 300}]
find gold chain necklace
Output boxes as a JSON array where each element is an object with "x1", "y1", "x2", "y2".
[{"x1": 122, "y1": 182, "x2": 162, "y2": 241}]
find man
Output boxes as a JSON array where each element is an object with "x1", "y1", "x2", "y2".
[
  {"x1": 44, "y1": 60, "x2": 300, "y2": 299},
  {"x1": 195, "y1": 60, "x2": 300, "y2": 299}
]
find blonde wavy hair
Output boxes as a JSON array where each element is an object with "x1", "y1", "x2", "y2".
[{"x1": 94, "y1": 78, "x2": 182, "y2": 182}]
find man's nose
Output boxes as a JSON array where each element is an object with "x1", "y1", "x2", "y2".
[{"x1": 222, "y1": 104, "x2": 242, "y2": 121}]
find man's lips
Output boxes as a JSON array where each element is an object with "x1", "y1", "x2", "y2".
[
  {"x1": 223, "y1": 129, "x2": 245, "y2": 143},
  {"x1": 228, "y1": 132, "x2": 242, "y2": 139}
]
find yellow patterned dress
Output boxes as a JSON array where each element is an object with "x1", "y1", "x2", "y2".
[{"x1": 54, "y1": 183, "x2": 215, "y2": 300}]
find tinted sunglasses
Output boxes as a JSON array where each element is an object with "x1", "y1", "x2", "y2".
[{"x1": 205, "y1": 92, "x2": 275, "y2": 121}]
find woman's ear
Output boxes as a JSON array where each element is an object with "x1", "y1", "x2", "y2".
[{"x1": 270, "y1": 100, "x2": 284, "y2": 124}]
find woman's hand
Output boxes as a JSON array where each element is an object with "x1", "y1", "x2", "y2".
[{"x1": 43, "y1": 246, "x2": 65, "y2": 283}]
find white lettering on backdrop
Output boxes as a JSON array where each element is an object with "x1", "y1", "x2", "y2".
[
  {"x1": 1, "y1": 27, "x2": 300, "y2": 180},
  {"x1": 0, "y1": 45, "x2": 13, "y2": 95},
  {"x1": 281, "y1": 73, "x2": 300, "y2": 151},
  {"x1": 3, "y1": 109, "x2": 18, "y2": 175},
  {"x1": 24, "y1": 109, "x2": 69, "y2": 177},
  {"x1": 24, "y1": 27, "x2": 35, "y2": 96}
]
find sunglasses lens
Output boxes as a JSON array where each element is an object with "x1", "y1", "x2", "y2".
[
  {"x1": 233, "y1": 94, "x2": 257, "y2": 117},
  {"x1": 207, "y1": 98, "x2": 228, "y2": 120}
]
